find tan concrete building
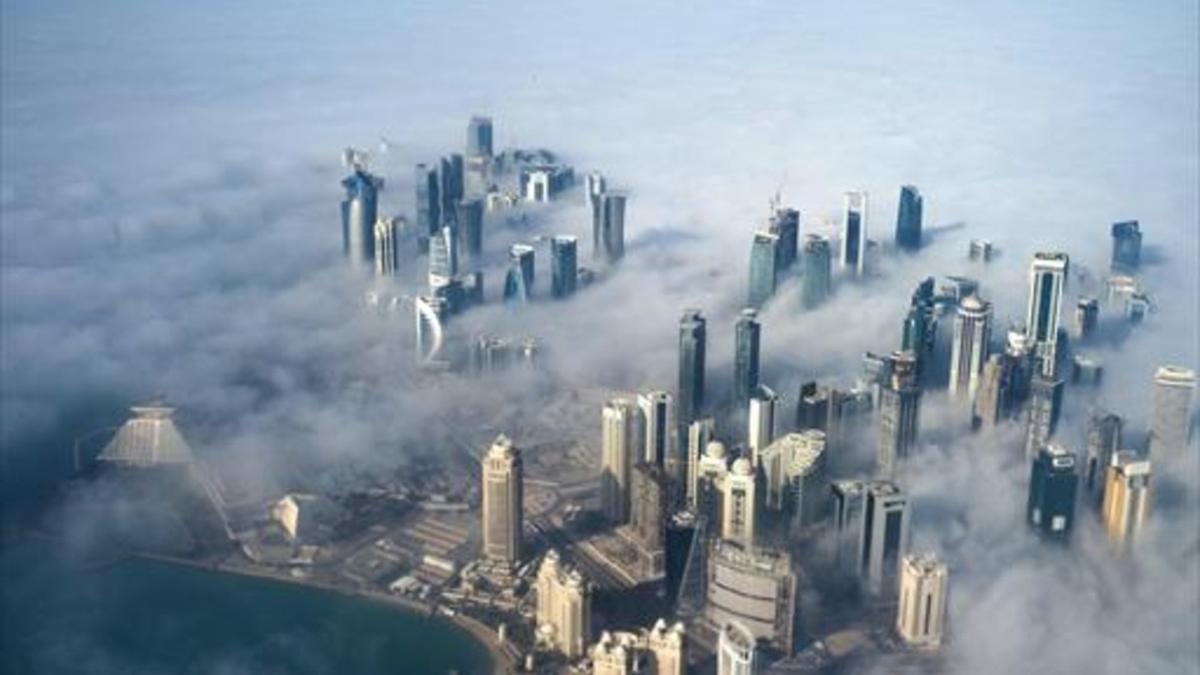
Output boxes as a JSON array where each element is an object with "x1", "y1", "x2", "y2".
[
  {"x1": 482, "y1": 434, "x2": 523, "y2": 566},
  {"x1": 536, "y1": 549, "x2": 593, "y2": 658},
  {"x1": 1101, "y1": 451, "x2": 1152, "y2": 549},
  {"x1": 706, "y1": 540, "x2": 796, "y2": 654},
  {"x1": 896, "y1": 552, "x2": 948, "y2": 649},
  {"x1": 589, "y1": 619, "x2": 685, "y2": 675},
  {"x1": 721, "y1": 458, "x2": 758, "y2": 546},
  {"x1": 602, "y1": 398, "x2": 644, "y2": 524}
]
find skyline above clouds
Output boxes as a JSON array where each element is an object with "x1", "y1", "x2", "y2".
[{"x1": 2, "y1": 1, "x2": 1198, "y2": 673}]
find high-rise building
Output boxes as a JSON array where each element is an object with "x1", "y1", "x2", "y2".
[
  {"x1": 466, "y1": 115, "x2": 493, "y2": 159},
  {"x1": 769, "y1": 207, "x2": 800, "y2": 272},
  {"x1": 586, "y1": 172, "x2": 606, "y2": 215},
  {"x1": 481, "y1": 434, "x2": 523, "y2": 566},
  {"x1": 455, "y1": 198, "x2": 484, "y2": 261},
  {"x1": 536, "y1": 550, "x2": 592, "y2": 658},
  {"x1": 734, "y1": 309, "x2": 761, "y2": 408},
  {"x1": 601, "y1": 398, "x2": 644, "y2": 524},
  {"x1": 1083, "y1": 410, "x2": 1123, "y2": 507},
  {"x1": 1025, "y1": 252, "x2": 1069, "y2": 378},
  {"x1": 590, "y1": 620, "x2": 686, "y2": 675},
  {"x1": 716, "y1": 621, "x2": 760, "y2": 675},
  {"x1": 639, "y1": 391, "x2": 675, "y2": 467},
  {"x1": 706, "y1": 541, "x2": 796, "y2": 654},
  {"x1": 1073, "y1": 297, "x2": 1099, "y2": 341},
  {"x1": 748, "y1": 232, "x2": 780, "y2": 309},
  {"x1": 550, "y1": 235, "x2": 578, "y2": 299},
  {"x1": 1101, "y1": 451, "x2": 1152, "y2": 549},
  {"x1": 721, "y1": 458, "x2": 758, "y2": 546},
  {"x1": 801, "y1": 234, "x2": 832, "y2": 309},
  {"x1": 901, "y1": 278, "x2": 938, "y2": 378},
  {"x1": 414, "y1": 295, "x2": 448, "y2": 365},
  {"x1": 973, "y1": 353, "x2": 1015, "y2": 430},
  {"x1": 373, "y1": 216, "x2": 402, "y2": 276},
  {"x1": 894, "y1": 185, "x2": 923, "y2": 252},
  {"x1": 1110, "y1": 220, "x2": 1142, "y2": 273},
  {"x1": 629, "y1": 462, "x2": 669, "y2": 577},
  {"x1": 949, "y1": 294, "x2": 992, "y2": 400},
  {"x1": 694, "y1": 440, "x2": 730, "y2": 526},
  {"x1": 860, "y1": 481, "x2": 910, "y2": 596},
  {"x1": 896, "y1": 553, "x2": 949, "y2": 649},
  {"x1": 415, "y1": 164, "x2": 440, "y2": 236},
  {"x1": 832, "y1": 480, "x2": 866, "y2": 571},
  {"x1": 1070, "y1": 354, "x2": 1104, "y2": 387},
  {"x1": 686, "y1": 418, "x2": 717, "y2": 509},
  {"x1": 747, "y1": 386, "x2": 777, "y2": 463},
  {"x1": 593, "y1": 192, "x2": 627, "y2": 264},
  {"x1": 877, "y1": 351, "x2": 921, "y2": 478},
  {"x1": 968, "y1": 238, "x2": 993, "y2": 262},
  {"x1": 428, "y1": 225, "x2": 459, "y2": 287},
  {"x1": 759, "y1": 431, "x2": 828, "y2": 528},
  {"x1": 439, "y1": 154, "x2": 465, "y2": 218},
  {"x1": 1024, "y1": 374, "x2": 1065, "y2": 459},
  {"x1": 503, "y1": 244, "x2": 535, "y2": 304},
  {"x1": 677, "y1": 310, "x2": 707, "y2": 430},
  {"x1": 1026, "y1": 442, "x2": 1078, "y2": 540},
  {"x1": 841, "y1": 191, "x2": 868, "y2": 276},
  {"x1": 646, "y1": 619, "x2": 686, "y2": 675},
  {"x1": 1148, "y1": 366, "x2": 1196, "y2": 456},
  {"x1": 795, "y1": 381, "x2": 829, "y2": 432},
  {"x1": 341, "y1": 169, "x2": 383, "y2": 268}
]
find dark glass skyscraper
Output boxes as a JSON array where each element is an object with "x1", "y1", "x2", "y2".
[
  {"x1": 439, "y1": 155, "x2": 465, "y2": 220},
  {"x1": 1110, "y1": 220, "x2": 1142, "y2": 273},
  {"x1": 550, "y1": 236, "x2": 578, "y2": 299},
  {"x1": 894, "y1": 185, "x2": 923, "y2": 252},
  {"x1": 841, "y1": 191, "x2": 868, "y2": 276},
  {"x1": 456, "y1": 198, "x2": 484, "y2": 261},
  {"x1": 1027, "y1": 443, "x2": 1078, "y2": 540},
  {"x1": 503, "y1": 244, "x2": 535, "y2": 304},
  {"x1": 748, "y1": 232, "x2": 780, "y2": 309},
  {"x1": 415, "y1": 164, "x2": 440, "y2": 236},
  {"x1": 341, "y1": 169, "x2": 382, "y2": 268},
  {"x1": 769, "y1": 208, "x2": 800, "y2": 272},
  {"x1": 677, "y1": 310, "x2": 707, "y2": 431},
  {"x1": 801, "y1": 234, "x2": 832, "y2": 309},
  {"x1": 466, "y1": 116, "x2": 494, "y2": 158},
  {"x1": 734, "y1": 309, "x2": 761, "y2": 408},
  {"x1": 877, "y1": 351, "x2": 921, "y2": 478},
  {"x1": 593, "y1": 192, "x2": 627, "y2": 264}
]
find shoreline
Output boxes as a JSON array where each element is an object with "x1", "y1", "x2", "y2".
[{"x1": 133, "y1": 550, "x2": 516, "y2": 675}]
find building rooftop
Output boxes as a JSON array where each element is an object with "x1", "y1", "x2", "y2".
[{"x1": 96, "y1": 404, "x2": 194, "y2": 466}]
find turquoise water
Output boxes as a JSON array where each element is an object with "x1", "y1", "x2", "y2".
[{"x1": 1, "y1": 539, "x2": 493, "y2": 675}]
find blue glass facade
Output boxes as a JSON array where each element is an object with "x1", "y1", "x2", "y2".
[{"x1": 894, "y1": 185, "x2": 923, "y2": 252}]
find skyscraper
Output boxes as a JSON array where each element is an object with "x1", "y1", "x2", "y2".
[
  {"x1": 373, "y1": 216, "x2": 402, "y2": 277},
  {"x1": 860, "y1": 481, "x2": 910, "y2": 596},
  {"x1": 896, "y1": 553, "x2": 949, "y2": 649},
  {"x1": 716, "y1": 622, "x2": 759, "y2": 675},
  {"x1": 747, "y1": 385, "x2": 778, "y2": 463},
  {"x1": 1083, "y1": 410, "x2": 1123, "y2": 507},
  {"x1": 638, "y1": 391, "x2": 675, "y2": 467},
  {"x1": 948, "y1": 294, "x2": 992, "y2": 400},
  {"x1": 586, "y1": 171, "x2": 606, "y2": 215},
  {"x1": 877, "y1": 351, "x2": 921, "y2": 478},
  {"x1": 629, "y1": 462, "x2": 669, "y2": 577},
  {"x1": 694, "y1": 440, "x2": 730, "y2": 526},
  {"x1": 801, "y1": 234, "x2": 832, "y2": 310},
  {"x1": 466, "y1": 115, "x2": 493, "y2": 159},
  {"x1": 721, "y1": 458, "x2": 758, "y2": 546},
  {"x1": 438, "y1": 154, "x2": 464, "y2": 218},
  {"x1": 536, "y1": 550, "x2": 592, "y2": 658},
  {"x1": 428, "y1": 225, "x2": 458, "y2": 286},
  {"x1": 734, "y1": 309, "x2": 761, "y2": 409},
  {"x1": 503, "y1": 244, "x2": 535, "y2": 303},
  {"x1": 593, "y1": 192, "x2": 627, "y2": 264},
  {"x1": 1025, "y1": 252, "x2": 1069, "y2": 378},
  {"x1": 677, "y1": 310, "x2": 707, "y2": 430},
  {"x1": 841, "y1": 191, "x2": 868, "y2": 277},
  {"x1": 685, "y1": 418, "x2": 716, "y2": 509},
  {"x1": 1101, "y1": 451, "x2": 1152, "y2": 550},
  {"x1": 894, "y1": 185, "x2": 923, "y2": 252},
  {"x1": 759, "y1": 431, "x2": 827, "y2": 528},
  {"x1": 706, "y1": 541, "x2": 796, "y2": 654},
  {"x1": 601, "y1": 398, "x2": 644, "y2": 524},
  {"x1": 1110, "y1": 220, "x2": 1142, "y2": 273},
  {"x1": 973, "y1": 353, "x2": 1014, "y2": 429},
  {"x1": 769, "y1": 207, "x2": 800, "y2": 272},
  {"x1": 1027, "y1": 442, "x2": 1078, "y2": 540},
  {"x1": 832, "y1": 480, "x2": 866, "y2": 572},
  {"x1": 415, "y1": 164, "x2": 440, "y2": 236},
  {"x1": 481, "y1": 434, "x2": 523, "y2": 566},
  {"x1": 414, "y1": 295, "x2": 448, "y2": 365},
  {"x1": 748, "y1": 232, "x2": 780, "y2": 309},
  {"x1": 1148, "y1": 366, "x2": 1196, "y2": 456},
  {"x1": 550, "y1": 235, "x2": 578, "y2": 299},
  {"x1": 1073, "y1": 297, "x2": 1099, "y2": 341},
  {"x1": 1024, "y1": 374, "x2": 1065, "y2": 458},
  {"x1": 455, "y1": 198, "x2": 484, "y2": 261},
  {"x1": 341, "y1": 169, "x2": 382, "y2": 268}
]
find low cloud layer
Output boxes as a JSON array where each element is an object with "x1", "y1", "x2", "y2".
[{"x1": 2, "y1": 1, "x2": 1198, "y2": 673}]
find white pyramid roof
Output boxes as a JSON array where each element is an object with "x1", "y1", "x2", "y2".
[{"x1": 97, "y1": 404, "x2": 194, "y2": 466}]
